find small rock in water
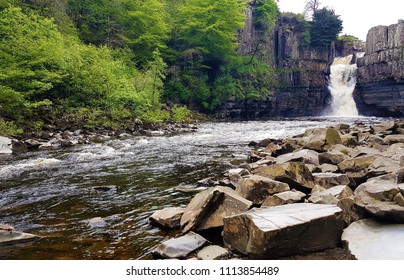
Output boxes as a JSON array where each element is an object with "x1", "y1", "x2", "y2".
[
  {"x1": 88, "y1": 217, "x2": 107, "y2": 228},
  {"x1": 0, "y1": 224, "x2": 40, "y2": 245},
  {"x1": 150, "y1": 207, "x2": 185, "y2": 229},
  {"x1": 0, "y1": 136, "x2": 12, "y2": 154}
]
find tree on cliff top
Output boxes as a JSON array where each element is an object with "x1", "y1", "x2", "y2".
[
  {"x1": 304, "y1": 0, "x2": 320, "y2": 20},
  {"x1": 310, "y1": 7, "x2": 343, "y2": 49}
]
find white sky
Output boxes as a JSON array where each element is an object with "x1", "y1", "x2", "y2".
[{"x1": 277, "y1": 0, "x2": 403, "y2": 41}]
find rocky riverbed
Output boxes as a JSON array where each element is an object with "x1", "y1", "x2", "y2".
[{"x1": 150, "y1": 120, "x2": 404, "y2": 260}]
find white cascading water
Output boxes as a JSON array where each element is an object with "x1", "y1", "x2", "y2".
[{"x1": 328, "y1": 53, "x2": 364, "y2": 117}]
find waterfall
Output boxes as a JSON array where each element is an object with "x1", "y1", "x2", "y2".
[{"x1": 328, "y1": 53, "x2": 364, "y2": 117}]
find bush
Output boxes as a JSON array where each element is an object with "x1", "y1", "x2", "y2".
[{"x1": 0, "y1": 120, "x2": 23, "y2": 137}]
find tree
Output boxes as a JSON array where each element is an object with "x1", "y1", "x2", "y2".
[
  {"x1": 304, "y1": 0, "x2": 320, "y2": 20},
  {"x1": 310, "y1": 7, "x2": 343, "y2": 49}
]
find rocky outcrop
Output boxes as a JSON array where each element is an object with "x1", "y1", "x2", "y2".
[
  {"x1": 355, "y1": 20, "x2": 404, "y2": 116},
  {"x1": 217, "y1": 10, "x2": 332, "y2": 119}
]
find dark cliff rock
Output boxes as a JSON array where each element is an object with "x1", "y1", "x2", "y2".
[
  {"x1": 217, "y1": 10, "x2": 333, "y2": 119},
  {"x1": 355, "y1": 20, "x2": 404, "y2": 116}
]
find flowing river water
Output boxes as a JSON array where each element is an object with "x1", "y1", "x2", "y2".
[{"x1": 0, "y1": 118, "x2": 384, "y2": 259}]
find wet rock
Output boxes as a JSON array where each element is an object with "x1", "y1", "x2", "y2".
[
  {"x1": 355, "y1": 177, "x2": 404, "y2": 223},
  {"x1": 88, "y1": 217, "x2": 107, "y2": 228},
  {"x1": 313, "y1": 173, "x2": 350, "y2": 189},
  {"x1": 262, "y1": 190, "x2": 306, "y2": 206},
  {"x1": 236, "y1": 175, "x2": 290, "y2": 205},
  {"x1": 254, "y1": 162, "x2": 316, "y2": 192},
  {"x1": 342, "y1": 219, "x2": 404, "y2": 260},
  {"x1": 223, "y1": 204, "x2": 344, "y2": 259},
  {"x1": 256, "y1": 138, "x2": 273, "y2": 148},
  {"x1": 11, "y1": 140, "x2": 27, "y2": 154},
  {"x1": 0, "y1": 136, "x2": 13, "y2": 154},
  {"x1": 152, "y1": 232, "x2": 209, "y2": 259},
  {"x1": 275, "y1": 149, "x2": 320, "y2": 165},
  {"x1": 150, "y1": 207, "x2": 185, "y2": 229},
  {"x1": 173, "y1": 183, "x2": 208, "y2": 194},
  {"x1": 226, "y1": 168, "x2": 250, "y2": 177},
  {"x1": 300, "y1": 128, "x2": 342, "y2": 152},
  {"x1": 196, "y1": 245, "x2": 230, "y2": 260},
  {"x1": 180, "y1": 186, "x2": 252, "y2": 233},
  {"x1": 0, "y1": 224, "x2": 40, "y2": 245}
]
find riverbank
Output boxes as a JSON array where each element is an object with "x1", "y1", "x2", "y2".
[{"x1": 150, "y1": 119, "x2": 404, "y2": 260}]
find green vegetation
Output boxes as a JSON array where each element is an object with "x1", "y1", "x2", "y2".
[{"x1": 0, "y1": 0, "x2": 345, "y2": 137}]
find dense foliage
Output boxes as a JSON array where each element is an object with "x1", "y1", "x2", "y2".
[{"x1": 0, "y1": 0, "x2": 344, "y2": 136}]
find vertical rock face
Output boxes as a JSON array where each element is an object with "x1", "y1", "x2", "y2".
[
  {"x1": 217, "y1": 7, "x2": 333, "y2": 119},
  {"x1": 355, "y1": 20, "x2": 404, "y2": 116}
]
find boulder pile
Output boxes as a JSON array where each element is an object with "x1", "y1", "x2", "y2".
[{"x1": 150, "y1": 120, "x2": 404, "y2": 260}]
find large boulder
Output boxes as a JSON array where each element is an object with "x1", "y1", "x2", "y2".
[
  {"x1": 152, "y1": 232, "x2": 209, "y2": 259},
  {"x1": 180, "y1": 186, "x2": 252, "y2": 233},
  {"x1": 223, "y1": 203, "x2": 344, "y2": 259},
  {"x1": 318, "y1": 151, "x2": 347, "y2": 165},
  {"x1": 0, "y1": 224, "x2": 40, "y2": 245},
  {"x1": 309, "y1": 185, "x2": 354, "y2": 205},
  {"x1": 150, "y1": 207, "x2": 185, "y2": 229},
  {"x1": 0, "y1": 136, "x2": 12, "y2": 154},
  {"x1": 355, "y1": 177, "x2": 404, "y2": 223},
  {"x1": 236, "y1": 175, "x2": 290, "y2": 205},
  {"x1": 254, "y1": 162, "x2": 316, "y2": 192},
  {"x1": 299, "y1": 128, "x2": 342, "y2": 152},
  {"x1": 338, "y1": 155, "x2": 377, "y2": 173},
  {"x1": 275, "y1": 149, "x2": 320, "y2": 165},
  {"x1": 342, "y1": 219, "x2": 404, "y2": 260}
]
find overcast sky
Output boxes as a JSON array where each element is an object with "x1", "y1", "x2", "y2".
[{"x1": 277, "y1": 0, "x2": 403, "y2": 41}]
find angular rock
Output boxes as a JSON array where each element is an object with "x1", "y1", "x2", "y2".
[
  {"x1": 150, "y1": 207, "x2": 185, "y2": 229},
  {"x1": 236, "y1": 175, "x2": 290, "y2": 205},
  {"x1": 180, "y1": 186, "x2": 252, "y2": 233},
  {"x1": 309, "y1": 185, "x2": 354, "y2": 205},
  {"x1": 196, "y1": 245, "x2": 230, "y2": 260},
  {"x1": 254, "y1": 162, "x2": 316, "y2": 191},
  {"x1": 342, "y1": 219, "x2": 404, "y2": 260},
  {"x1": 340, "y1": 135, "x2": 359, "y2": 147},
  {"x1": 355, "y1": 178, "x2": 404, "y2": 223},
  {"x1": 368, "y1": 156, "x2": 400, "y2": 177},
  {"x1": 313, "y1": 173, "x2": 350, "y2": 189},
  {"x1": 0, "y1": 224, "x2": 40, "y2": 245},
  {"x1": 152, "y1": 232, "x2": 209, "y2": 259},
  {"x1": 338, "y1": 155, "x2": 376, "y2": 173},
  {"x1": 349, "y1": 146, "x2": 381, "y2": 158},
  {"x1": 299, "y1": 128, "x2": 342, "y2": 152},
  {"x1": 275, "y1": 149, "x2": 320, "y2": 165},
  {"x1": 320, "y1": 164, "x2": 339, "y2": 173},
  {"x1": 384, "y1": 135, "x2": 404, "y2": 144},
  {"x1": 318, "y1": 151, "x2": 346, "y2": 165},
  {"x1": 223, "y1": 204, "x2": 344, "y2": 259},
  {"x1": 0, "y1": 136, "x2": 12, "y2": 154},
  {"x1": 328, "y1": 144, "x2": 353, "y2": 155},
  {"x1": 262, "y1": 190, "x2": 306, "y2": 206}
]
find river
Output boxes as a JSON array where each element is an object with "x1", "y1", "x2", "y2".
[{"x1": 0, "y1": 117, "x2": 384, "y2": 259}]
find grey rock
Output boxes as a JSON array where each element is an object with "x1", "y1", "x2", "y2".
[
  {"x1": 275, "y1": 149, "x2": 320, "y2": 165},
  {"x1": 342, "y1": 219, "x2": 404, "y2": 260},
  {"x1": 152, "y1": 232, "x2": 209, "y2": 259},
  {"x1": 309, "y1": 185, "x2": 354, "y2": 204},
  {"x1": 223, "y1": 203, "x2": 344, "y2": 259},
  {"x1": 338, "y1": 155, "x2": 376, "y2": 173},
  {"x1": 320, "y1": 163, "x2": 339, "y2": 173},
  {"x1": 0, "y1": 136, "x2": 12, "y2": 154},
  {"x1": 180, "y1": 186, "x2": 252, "y2": 233},
  {"x1": 196, "y1": 245, "x2": 229, "y2": 260},
  {"x1": 318, "y1": 151, "x2": 346, "y2": 165},
  {"x1": 299, "y1": 128, "x2": 342, "y2": 152},
  {"x1": 0, "y1": 224, "x2": 40, "y2": 245},
  {"x1": 88, "y1": 217, "x2": 107, "y2": 228},
  {"x1": 150, "y1": 207, "x2": 185, "y2": 229}
]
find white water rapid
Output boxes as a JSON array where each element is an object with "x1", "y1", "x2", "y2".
[{"x1": 328, "y1": 54, "x2": 364, "y2": 117}]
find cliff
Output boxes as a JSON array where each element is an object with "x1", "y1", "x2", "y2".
[
  {"x1": 355, "y1": 20, "x2": 404, "y2": 116},
  {"x1": 216, "y1": 9, "x2": 333, "y2": 119}
]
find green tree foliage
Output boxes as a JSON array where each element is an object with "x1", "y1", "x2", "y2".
[
  {"x1": 176, "y1": 0, "x2": 248, "y2": 65},
  {"x1": 67, "y1": 0, "x2": 169, "y2": 64},
  {"x1": 0, "y1": 6, "x2": 65, "y2": 119},
  {"x1": 310, "y1": 8, "x2": 343, "y2": 49},
  {"x1": 253, "y1": 0, "x2": 278, "y2": 30}
]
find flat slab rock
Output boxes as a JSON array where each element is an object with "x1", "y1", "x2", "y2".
[
  {"x1": 0, "y1": 225, "x2": 40, "y2": 245},
  {"x1": 223, "y1": 203, "x2": 344, "y2": 259},
  {"x1": 342, "y1": 219, "x2": 404, "y2": 260},
  {"x1": 152, "y1": 232, "x2": 209, "y2": 259},
  {"x1": 196, "y1": 245, "x2": 230, "y2": 260},
  {"x1": 150, "y1": 207, "x2": 185, "y2": 229}
]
